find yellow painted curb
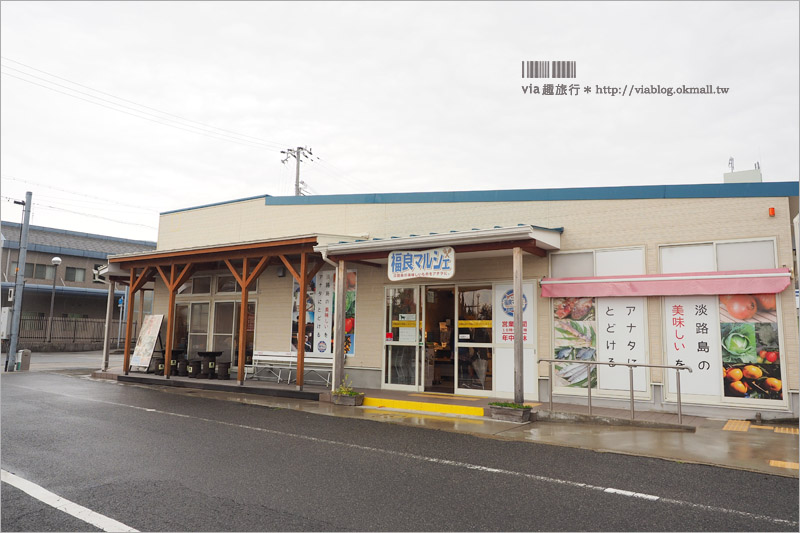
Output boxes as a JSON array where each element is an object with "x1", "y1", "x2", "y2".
[
  {"x1": 769, "y1": 460, "x2": 800, "y2": 470},
  {"x1": 363, "y1": 397, "x2": 485, "y2": 417}
]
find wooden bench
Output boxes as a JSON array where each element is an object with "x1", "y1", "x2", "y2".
[{"x1": 247, "y1": 351, "x2": 333, "y2": 386}]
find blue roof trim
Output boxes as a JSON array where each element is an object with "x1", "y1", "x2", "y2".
[
  {"x1": 1, "y1": 282, "x2": 124, "y2": 297},
  {"x1": 2, "y1": 242, "x2": 110, "y2": 260},
  {"x1": 161, "y1": 194, "x2": 271, "y2": 215},
  {"x1": 1, "y1": 221, "x2": 156, "y2": 246},
  {"x1": 263, "y1": 181, "x2": 798, "y2": 206}
]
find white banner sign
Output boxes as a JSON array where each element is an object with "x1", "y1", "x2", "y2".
[
  {"x1": 388, "y1": 247, "x2": 455, "y2": 281},
  {"x1": 664, "y1": 296, "x2": 721, "y2": 398},
  {"x1": 313, "y1": 271, "x2": 334, "y2": 354},
  {"x1": 597, "y1": 297, "x2": 647, "y2": 391},
  {"x1": 494, "y1": 283, "x2": 534, "y2": 344}
]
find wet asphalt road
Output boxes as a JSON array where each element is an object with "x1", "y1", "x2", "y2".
[{"x1": 1, "y1": 371, "x2": 798, "y2": 532}]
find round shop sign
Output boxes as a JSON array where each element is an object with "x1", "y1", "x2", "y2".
[
  {"x1": 501, "y1": 289, "x2": 528, "y2": 317},
  {"x1": 317, "y1": 341, "x2": 327, "y2": 352}
]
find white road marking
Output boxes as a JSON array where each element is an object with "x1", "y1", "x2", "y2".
[
  {"x1": 1, "y1": 470, "x2": 138, "y2": 532},
  {"x1": 603, "y1": 487, "x2": 660, "y2": 501},
  {"x1": 7, "y1": 382, "x2": 799, "y2": 528}
]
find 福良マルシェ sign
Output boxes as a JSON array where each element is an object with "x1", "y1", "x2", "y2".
[{"x1": 388, "y1": 247, "x2": 455, "y2": 281}]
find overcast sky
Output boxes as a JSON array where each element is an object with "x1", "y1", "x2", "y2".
[{"x1": 1, "y1": 1, "x2": 798, "y2": 242}]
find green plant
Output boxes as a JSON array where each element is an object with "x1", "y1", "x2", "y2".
[
  {"x1": 488, "y1": 402, "x2": 530, "y2": 409},
  {"x1": 333, "y1": 374, "x2": 360, "y2": 397}
]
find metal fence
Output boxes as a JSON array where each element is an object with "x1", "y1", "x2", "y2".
[
  {"x1": 539, "y1": 358, "x2": 693, "y2": 424},
  {"x1": 18, "y1": 317, "x2": 137, "y2": 343}
]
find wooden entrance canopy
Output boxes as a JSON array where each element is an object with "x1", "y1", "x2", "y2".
[{"x1": 108, "y1": 235, "x2": 325, "y2": 388}]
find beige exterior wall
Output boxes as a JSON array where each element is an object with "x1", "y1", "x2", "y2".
[{"x1": 152, "y1": 194, "x2": 799, "y2": 401}]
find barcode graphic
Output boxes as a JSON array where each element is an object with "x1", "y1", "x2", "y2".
[
  {"x1": 552, "y1": 60, "x2": 576, "y2": 78},
  {"x1": 522, "y1": 60, "x2": 577, "y2": 78},
  {"x1": 522, "y1": 61, "x2": 549, "y2": 78}
]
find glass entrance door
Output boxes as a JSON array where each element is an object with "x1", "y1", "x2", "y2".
[
  {"x1": 423, "y1": 286, "x2": 456, "y2": 393},
  {"x1": 383, "y1": 287, "x2": 420, "y2": 389}
]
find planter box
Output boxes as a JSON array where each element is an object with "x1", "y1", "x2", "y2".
[
  {"x1": 332, "y1": 393, "x2": 365, "y2": 406},
  {"x1": 489, "y1": 405, "x2": 534, "y2": 422}
]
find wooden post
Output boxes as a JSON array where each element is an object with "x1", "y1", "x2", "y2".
[
  {"x1": 237, "y1": 258, "x2": 249, "y2": 385},
  {"x1": 123, "y1": 269, "x2": 135, "y2": 375},
  {"x1": 296, "y1": 252, "x2": 307, "y2": 390},
  {"x1": 163, "y1": 265, "x2": 176, "y2": 379},
  {"x1": 332, "y1": 259, "x2": 346, "y2": 390},
  {"x1": 513, "y1": 247, "x2": 524, "y2": 404}
]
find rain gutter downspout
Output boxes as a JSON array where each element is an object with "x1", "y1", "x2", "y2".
[{"x1": 321, "y1": 247, "x2": 344, "y2": 391}]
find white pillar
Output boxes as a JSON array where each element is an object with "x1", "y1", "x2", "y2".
[
  {"x1": 332, "y1": 260, "x2": 346, "y2": 390},
  {"x1": 513, "y1": 247, "x2": 524, "y2": 404},
  {"x1": 101, "y1": 281, "x2": 115, "y2": 371}
]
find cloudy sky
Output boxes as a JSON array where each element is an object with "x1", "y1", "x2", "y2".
[{"x1": 1, "y1": 1, "x2": 797, "y2": 242}]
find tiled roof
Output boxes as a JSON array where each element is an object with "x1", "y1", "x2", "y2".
[{"x1": 1, "y1": 222, "x2": 155, "y2": 258}]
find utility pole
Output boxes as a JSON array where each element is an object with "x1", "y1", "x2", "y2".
[
  {"x1": 7, "y1": 191, "x2": 32, "y2": 370},
  {"x1": 281, "y1": 147, "x2": 314, "y2": 196}
]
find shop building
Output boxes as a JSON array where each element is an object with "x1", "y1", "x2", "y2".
[{"x1": 108, "y1": 181, "x2": 799, "y2": 419}]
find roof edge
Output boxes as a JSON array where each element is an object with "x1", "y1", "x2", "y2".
[
  {"x1": 0, "y1": 221, "x2": 156, "y2": 246},
  {"x1": 160, "y1": 194, "x2": 270, "y2": 215},
  {"x1": 264, "y1": 181, "x2": 799, "y2": 206}
]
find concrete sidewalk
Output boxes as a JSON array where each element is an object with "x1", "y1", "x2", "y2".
[{"x1": 85, "y1": 366, "x2": 800, "y2": 479}]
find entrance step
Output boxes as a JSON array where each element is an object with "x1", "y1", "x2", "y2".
[{"x1": 362, "y1": 396, "x2": 485, "y2": 417}]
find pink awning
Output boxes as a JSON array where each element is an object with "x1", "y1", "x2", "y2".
[{"x1": 540, "y1": 268, "x2": 792, "y2": 298}]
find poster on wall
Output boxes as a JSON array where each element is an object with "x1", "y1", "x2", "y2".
[
  {"x1": 291, "y1": 270, "x2": 357, "y2": 356},
  {"x1": 664, "y1": 296, "x2": 722, "y2": 398},
  {"x1": 493, "y1": 283, "x2": 534, "y2": 344},
  {"x1": 596, "y1": 297, "x2": 647, "y2": 392},
  {"x1": 719, "y1": 293, "x2": 782, "y2": 401},
  {"x1": 552, "y1": 297, "x2": 597, "y2": 388},
  {"x1": 343, "y1": 271, "x2": 357, "y2": 356}
]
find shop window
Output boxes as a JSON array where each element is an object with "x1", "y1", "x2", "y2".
[
  {"x1": 551, "y1": 252, "x2": 593, "y2": 278},
  {"x1": 457, "y1": 285, "x2": 493, "y2": 391},
  {"x1": 458, "y1": 286, "x2": 493, "y2": 344},
  {"x1": 595, "y1": 248, "x2": 644, "y2": 276},
  {"x1": 234, "y1": 302, "x2": 256, "y2": 364},
  {"x1": 660, "y1": 244, "x2": 715, "y2": 274},
  {"x1": 65, "y1": 267, "x2": 85, "y2": 282},
  {"x1": 177, "y1": 280, "x2": 193, "y2": 294},
  {"x1": 191, "y1": 276, "x2": 211, "y2": 294},
  {"x1": 213, "y1": 302, "x2": 235, "y2": 361},
  {"x1": 188, "y1": 302, "x2": 209, "y2": 355},
  {"x1": 216, "y1": 275, "x2": 238, "y2": 293},
  {"x1": 173, "y1": 304, "x2": 189, "y2": 353},
  {"x1": 659, "y1": 239, "x2": 776, "y2": 273},
  {"x1": 716, "y1": 240, "x2": 775, "y2": 270},
  {"x1": 551, "y1": 248, "x2": 644, "y2": 277}
]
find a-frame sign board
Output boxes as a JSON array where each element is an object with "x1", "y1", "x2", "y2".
[{"x1": 130, "y1": 314, "x2": 165, "y2": 371}]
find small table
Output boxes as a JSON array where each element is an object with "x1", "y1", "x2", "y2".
[{"x1": 197, "y1": 351, "x2": 223, "y2": 379}]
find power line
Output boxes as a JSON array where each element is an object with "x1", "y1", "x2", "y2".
[
  {"x1": 1, "y1": 56, "x2": 288, "y2": 149},
  {"x1": 1, "y1": 70, "x2": 282, "y2": 152},
  {"x1": 2, "y1": 63, "x2": 277, "y2": 149},
  {"x1": 32, "y1": 203, "x2": 158, "y2": 229},
  {"x1": 2, "y1": 175, "x2": 160, "y2": 212}
]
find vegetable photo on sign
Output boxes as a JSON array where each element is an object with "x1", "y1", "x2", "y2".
[{"x1": 719, "y1": 293, "x2": 782, "y2": 401}]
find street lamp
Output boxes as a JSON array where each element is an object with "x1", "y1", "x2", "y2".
[{"x1": 46, "y1": 256, "x2": 62, "y2": 343}]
